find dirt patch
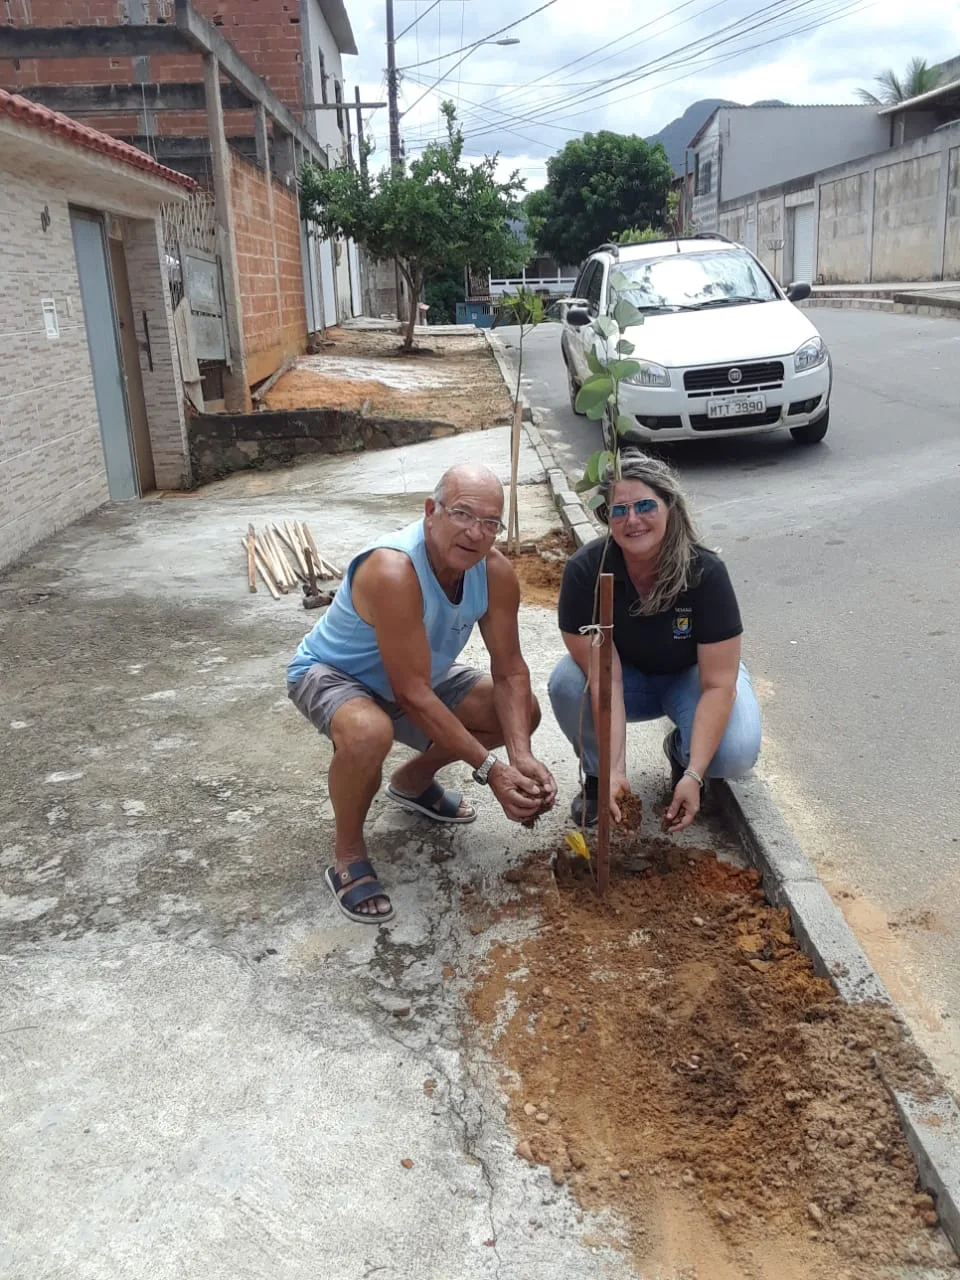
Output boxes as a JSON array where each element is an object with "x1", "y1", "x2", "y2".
[
  {"x1": 467, "y1": 836, "x2": 954, "y2": 1279},
  {"x1": 263, "y1": 326, "x2": 513, "y2": 431},
  {"x1": 506, "y1": 529, "x2": 571, "y2": 608}
]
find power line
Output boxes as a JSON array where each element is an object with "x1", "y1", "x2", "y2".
[
  {"x1": 396, "y1": 0, "x2": 442, "y2": 42},
  {"x1": 422, "y1": 0, "x2": 735, "y2": 132},
  {"x1": 396, "y1": 0, "x2": 557, "y2": 70},
  {"x1": 456, "y1": 0, "x2": 466, "y2": 99},
  {"x1": 439, "y1": 0, "x2": 824, "y2": 135},
  {"x1": 459, "y1": 0, "x2": 873, "y2": 143},
  {"x1": 408, "y1": 0, "x2": 852, "y2": 142},
  {"x1": 400, "y1": 0, "x2": 558, "y2": 118},
  {"x1": 405, "y1": 0, "x2": 871, "y2": 151}
]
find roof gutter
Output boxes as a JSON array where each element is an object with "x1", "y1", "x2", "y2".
[{"x1": 877, "y1": 77, "x2": 960, "y2": 115}]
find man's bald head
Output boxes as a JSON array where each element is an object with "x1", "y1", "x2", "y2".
[{"x1": 432, "y1": 463, "x2": 504, "y2": 509}]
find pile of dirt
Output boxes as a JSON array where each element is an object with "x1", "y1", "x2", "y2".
[
  {"x1": 467, "y1": 838, "x2": 952, "y2": 1279},
  {"x1": 506, "y1": 529, "x2": 571, "y2": 608},
  {"x1": 262, "y1": 326, "x2": 513, "y2": 431}
]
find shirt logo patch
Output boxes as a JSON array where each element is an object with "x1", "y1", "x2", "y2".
[{"x1": 673, "y1": 613, "x2": 692, "y2": 639}]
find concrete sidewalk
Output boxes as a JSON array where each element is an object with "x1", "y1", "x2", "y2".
[{"x1": 0, "y1": 427, "x2": 737, "y2": 1280}]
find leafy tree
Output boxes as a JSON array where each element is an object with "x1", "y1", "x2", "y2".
[
  {"x1": 300, "y1": 103, "x2": 528, "y2": 352},
  {"x1": 526, "y1": 132, "x2": 673, "y2": 266},
  {"x1": 423, "y1": 264, "x2": 465, "y2": 325},
  {"x1": 856, "y1": 57, "x2": 941, "y2": 105}
]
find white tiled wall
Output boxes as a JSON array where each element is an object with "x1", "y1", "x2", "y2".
[{"x1": 0, "y1": 172, "x2": 108, "y2": 569}]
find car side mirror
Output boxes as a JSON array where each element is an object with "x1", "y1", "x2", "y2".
[
  {"x1": 566, "y1": 306, "x2": 591, "y2": 327},
  {"x1": 786, "y1": 281, "x2": 811, "y2": 302}
]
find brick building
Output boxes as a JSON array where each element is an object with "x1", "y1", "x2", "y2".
[
  {"x1": 2, "y1": 1, "x2": 365, "y2": 404},
  {"x1": 0, "y1": 88, "x2": 193, "y2": 569}
]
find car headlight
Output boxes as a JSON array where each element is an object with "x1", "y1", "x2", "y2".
[
  {"x1": 794, "y1": 337, "x2": 827, "y2": 372},
  {"x1": 622, "y1": 360, "x2": 670, "y2": 388}
]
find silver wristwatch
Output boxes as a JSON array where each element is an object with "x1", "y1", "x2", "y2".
[{"x1": 472, "y1": 752, "x2": 499, "y2": 785}]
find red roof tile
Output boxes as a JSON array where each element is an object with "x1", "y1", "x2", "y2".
[{"x1": 0, "y1": 88, "x2": 197, "y2": 193}]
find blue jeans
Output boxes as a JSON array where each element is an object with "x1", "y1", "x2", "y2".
[{"x1": 547, "y1": 653, "x2": 762, "y2": 779}]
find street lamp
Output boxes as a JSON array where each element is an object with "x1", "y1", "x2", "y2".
[{"x1": 386, "y1": 3, "x2": 523, "y2": 166}]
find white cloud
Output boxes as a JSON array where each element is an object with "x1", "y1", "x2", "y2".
[{"x1": 342, "y1": 0, "x2": 960, "y2": 185}]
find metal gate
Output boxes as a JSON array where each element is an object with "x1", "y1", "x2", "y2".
[
  {"x1": 70, "y1": 209, "x2": 139, "y2": 501},
  {"x1": 182, "y1": 249, "x2": 228, "y2": 361},
  {"x1": 161, "y1": 192, "x2": 228, "y2": 364},
  {"x1": 792, "y1": 204, "x2": 815, "y2": 285}
]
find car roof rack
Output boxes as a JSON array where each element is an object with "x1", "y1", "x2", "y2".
[
  {"x1": 690, "y1": 231, "x2": 733, "y2": 243},
  {"x1": 590, "y1": 242, "x2": 620, "y2": 258}
]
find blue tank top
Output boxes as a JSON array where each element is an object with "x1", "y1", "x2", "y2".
[{"x1": 286, "y1": 518, "x2": 489, "y2": 700}]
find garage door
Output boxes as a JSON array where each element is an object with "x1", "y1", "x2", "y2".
[{"x1": 792, "y1": 203, "x2": 815, "y2": 285}]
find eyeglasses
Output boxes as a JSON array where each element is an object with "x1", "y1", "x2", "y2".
[
  {"x1": 609, "y1": 498, "x2": 660, "y2": 520},
  {"x1": 437, "y1": 502, "x2": 505, "y2": 537}
]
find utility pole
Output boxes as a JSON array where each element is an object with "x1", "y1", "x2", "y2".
[
  {"x1": 386, "y1": 0, "x2": 402, "y2": 171},
  {"x1": 355, "y1": 86, "x2": 368, "y2": 183}
]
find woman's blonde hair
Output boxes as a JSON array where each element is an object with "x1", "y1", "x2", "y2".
[{"x1": 600, "y1": 450, "x2": 702, "y2": 616}]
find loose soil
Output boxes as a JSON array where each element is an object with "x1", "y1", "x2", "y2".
[
  {"x1": 505, "y1": 529, "x2": 571, "y2": 608},
  {"x1": 262, "y1": 326, "x2": 513, "y2": 431},
  {"x1": 467, "y1": 831, "x2": 955, "y2": 1279}
]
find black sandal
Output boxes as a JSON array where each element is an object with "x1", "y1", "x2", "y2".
[{"x1": 325, "y1": 859, "x2": 394, "y2": 925}]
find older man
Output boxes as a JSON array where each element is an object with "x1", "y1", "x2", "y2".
[{"x1": 287, "y1": 462, "x2": 557, "y2": 924}]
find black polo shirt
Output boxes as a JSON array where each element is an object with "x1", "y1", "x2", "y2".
[{"x1": 558, "y1": 538, "x2": 743, "y2": 675}]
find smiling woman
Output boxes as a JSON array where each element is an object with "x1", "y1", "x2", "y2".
[{"x1": 547, "y1": 450, "x2": 762, "y2": 833}]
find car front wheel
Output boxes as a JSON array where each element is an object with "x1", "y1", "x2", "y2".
[
  {"x1": 566, "y1": 356, "x2": 585, "y2": 416},
  {"x1": 790, "y1": 408, "x2": 829, "y2": 445}
]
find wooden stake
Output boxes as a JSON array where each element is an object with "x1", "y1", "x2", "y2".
[
  {"x1": 275, "y1": 521, "x2": 309, "y2": 580},
  {"x1": 508, "y1": 399, "x2": 522, "y2": 554},
  {"x1": 284, "y1": 520, "x2": 310, "y2": 578},
  {"x1": 265, "y1": 527, "x2": 297, "y2": 587},
  {"x1": 242, "y1": 537, "x2": 280, "y2": 599},
  {"x1": 302, "y1": 522, "x2": 342, "y2": 579},
  {"x1": 256, "y1": 532, "x2": 289, "y2": 592},
  {"x1": 304, "y1": 543, "x2": 318, "y2": 596},
  {"x1": 247, "y1": 523, "x2": 257, "y2": 592},
  {"x1": 596, "y1": 572, "x2": 614, "y2": 897}
]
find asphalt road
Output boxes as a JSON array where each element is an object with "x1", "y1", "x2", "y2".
[{"x1": 497, "y1": 309, "x2": 960, "y2": 1093}]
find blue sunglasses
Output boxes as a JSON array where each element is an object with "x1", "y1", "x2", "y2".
[{"x1": 609, "y1": 498, "x2": 660, "y2": 520}]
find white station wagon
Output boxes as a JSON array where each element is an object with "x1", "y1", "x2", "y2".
[{"x1": 560, "y1": 235, "x2": 832, "y2": 447}]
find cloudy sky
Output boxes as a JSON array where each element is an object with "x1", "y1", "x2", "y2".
[{"x1": 338, "y1": 0, "x2": 960, "y2": 188}]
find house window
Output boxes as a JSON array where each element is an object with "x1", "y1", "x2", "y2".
[
  {"x1": 697, "y1": 158, "x2": 713, "y2": 197},
  {"x1": 334, "y1": 80, "x2": 344, "y2": 134},
  {"x1": 318, "y1": 51, "x2": 329, "y2": 104}
]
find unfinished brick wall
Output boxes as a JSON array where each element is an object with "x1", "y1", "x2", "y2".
[
  {"x1": 5, "y1": 0, "x2": 306, "y2": 129},
  {"x1": 230, "y1": 151, "x2": 306, "y2": 387}
]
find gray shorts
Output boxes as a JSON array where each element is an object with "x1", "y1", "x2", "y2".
[{"x1": 287, "y1": 662, "x2": 485, "y2": 752}]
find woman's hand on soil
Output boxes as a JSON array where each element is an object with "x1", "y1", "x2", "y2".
[
  {"x1": 664, "y1": 775, "x2": 701, "y2": 834},
  {"x1": 611, "y1": 774, "x2": 632, "y2": 823}
]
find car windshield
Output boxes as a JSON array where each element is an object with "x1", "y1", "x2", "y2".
[{"x1": 615, "y1": 249, "x2": 778, "y2": 312}]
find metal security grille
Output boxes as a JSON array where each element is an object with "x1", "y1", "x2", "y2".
[
  {"x1": 683, "y1": 361, "x2": 784, "y2": 394},
  {"x1": 161, "y1": 192, "x2": 217, "y2": 311}
]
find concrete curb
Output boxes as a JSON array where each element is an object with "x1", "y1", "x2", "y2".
[
  {"x1": 800, "y1": 296, "x2": 960, "y2": 321},
  {"x1": 716, "y1": 775, "x2": 960, "y2": 1253},
  {"x1": 484, "y1": 330, "x2": 600, "y2": 550},
  {"x1": 487, "y1": 324, "x2": 960, "y2": 1252}
]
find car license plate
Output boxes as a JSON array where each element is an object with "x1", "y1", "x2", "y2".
[{"x1": 706, "y1": 395, "x2": 766, "y2": 420}]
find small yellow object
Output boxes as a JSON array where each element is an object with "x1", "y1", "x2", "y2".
[{"x1": 564, "y1": 830, "x2": 590, "y2": 860}]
